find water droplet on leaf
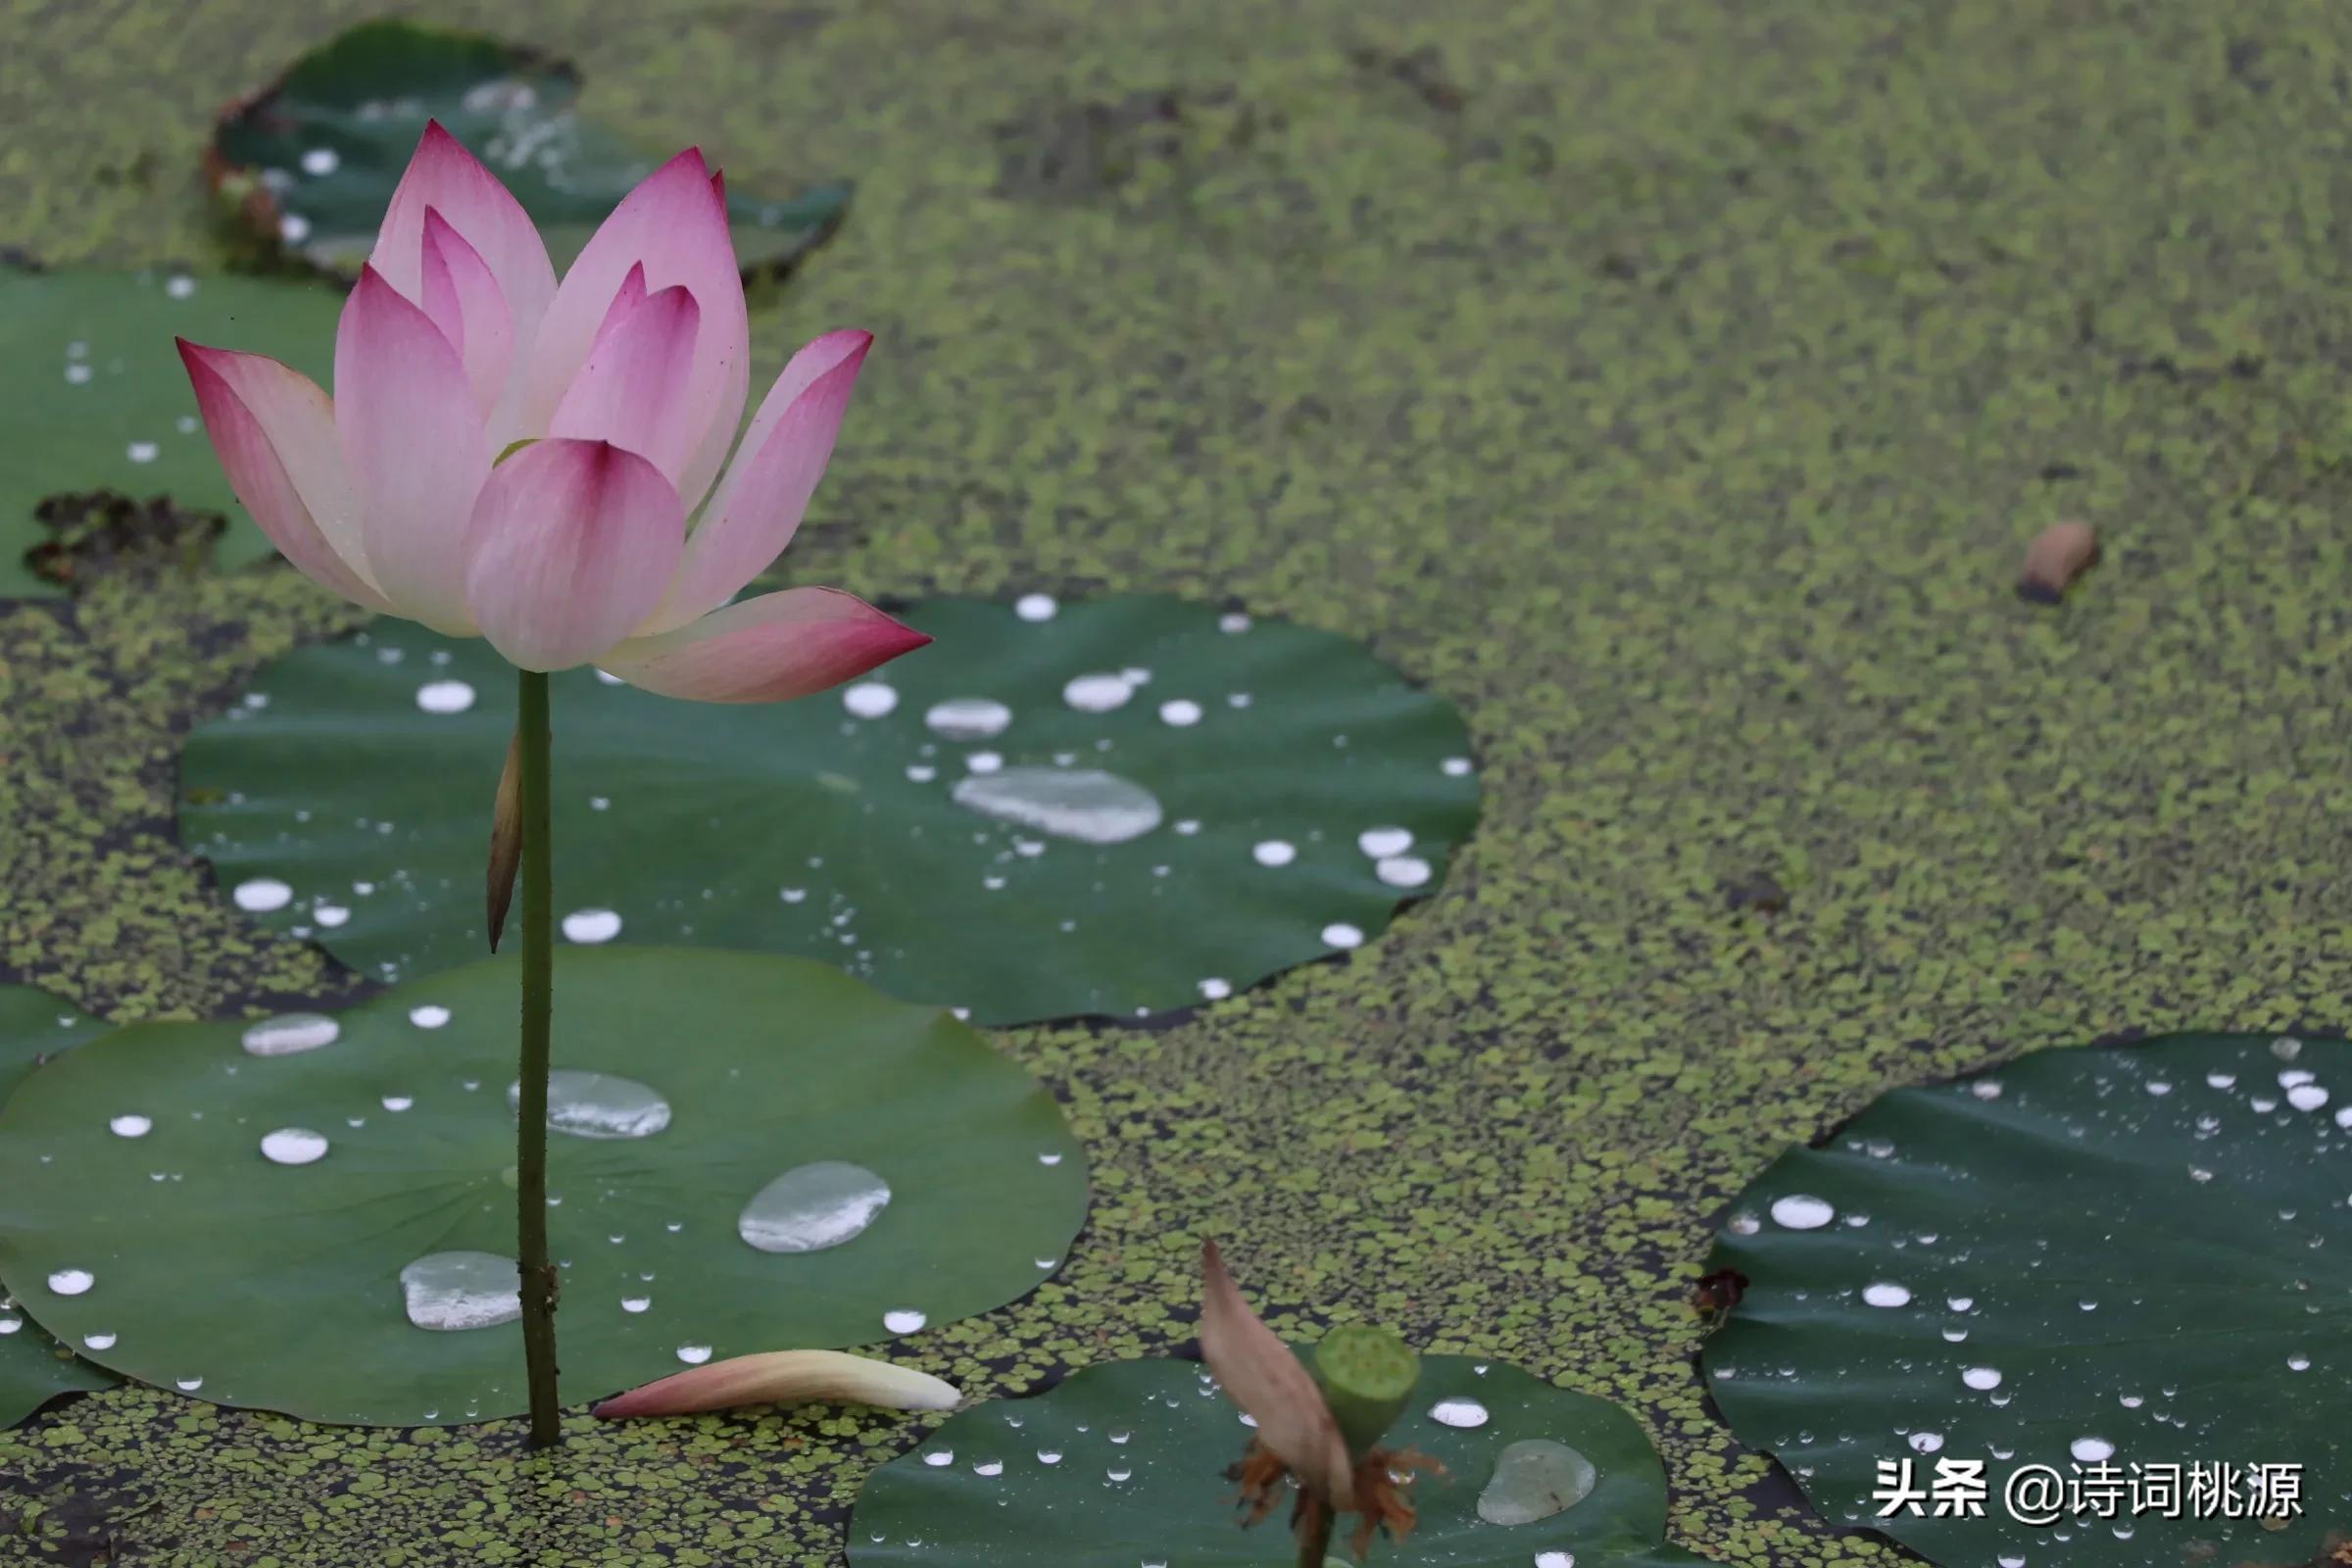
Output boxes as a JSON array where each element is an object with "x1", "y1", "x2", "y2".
[
  {"x1": 415, "y1": 679, "x2": 475, "y2": 715},
  {"x1": 507, "y1": 1070, "x2": 670, "y2": 1139},
  {"x1": 260, "y1": 1127, "x2": 329, "y2": 1165},
  {"x1": 1770, "y1": 1195, "x2": 1835, "y2": 1230},
  {"x1": 737, "y1": 1160, "x2": 891, "y2": 1253},
  {"x1": 400, "y1": 1251, "x2": 520, "y2": 1331},
  {"x1": 1476, "y1": 1438, "x2": 1597, "y2": 1525},
  {"x1": 1062, "y1": 673, "x2": 1134, "y2": 712},
  {"x1": 952, "y1": 768, "x2": 1162, "y2": 845},
  {"x1": 562, "y1": 908, "x2": 622, "y2": 944},
  {"x1": 1376, "y1": 855, "x2": 1432, "y2": 888},
  {"x1": 233, "y1": 877, "x2": 294, "y2": 912},
  {"x1": 241, "y1": 1013, "x2": 341, "y2": 1057},
  {"x1": 925, "y1": 697, "x2": 1011, "y2": 740},
  {"x1": 843, "y1": 683, "x2": 899, "y2": 718}
]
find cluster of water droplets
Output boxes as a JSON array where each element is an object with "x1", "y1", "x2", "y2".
[
  {"x1": 70, "y1": 996, "x2": 985, "y2": 1394},
  {"x1": 10, "y1": 1268, "x2": 120, "y2": 1365},
  {"x1": 882, "y1": 1362, "x2": 1600, "y2": 1559},
  {"x1": 1713, "y1": 1036, "x2": 2352, "y2": 1553},
  {"x1": 201, "y1": 603, "x2": 1475, "y2": 1014},
  {"x1": 842, "y1": 596, "x2": 1192, "y2": 859},
  {"x1": 813, "y1": 595, "x2": 1472, "y2": 1008},
  {"x1": 207, "y1": 641, "x2": 491, "y2": 950},
  {"x1": 254, "y1": 146, "x2": 342, "y2": 246},
  {"x1": 51, "y1": 274, "x2": 218, "y2": 465}
]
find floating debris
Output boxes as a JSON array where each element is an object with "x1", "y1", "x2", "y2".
[{"x1": 2017, "y1": 519, "x2": 2099, "y2": 604}]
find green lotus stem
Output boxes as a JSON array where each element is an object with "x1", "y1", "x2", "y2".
[
  {"x1": 1312, "y1": 1325, "x2": 1420, "y2": 1458},
  {"x1": 515, "y1": 667, "x2": 560, "y2": 1447}
]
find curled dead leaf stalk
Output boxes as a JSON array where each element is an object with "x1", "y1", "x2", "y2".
[{"x1": 1199, "y1": 1241, "x2": 1439, "y2": 1564}]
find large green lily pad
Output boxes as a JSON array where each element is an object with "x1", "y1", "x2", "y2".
[
  {"x1": 0, "y1": 267, "x2": 344, "y2": 599},
  {"x1": 178, "y1": 596, "x2": 1480, "y2": 1025},
  {"x1": 0, "y1": 988, "x2": 118, "y2": 1427},
  {"x1": 211, "y1": 18, "x2": 851, "y2": 277},
  {"x1": 0, "y1": 948, "x2": 1087, "y2": 1425},
  {"x1": 853, "y1": 1354, "x2": 1713, "y2": 1566},
  {"x1": 1704, "y1": 1032, "x2": 2351, "y2": 1568}
]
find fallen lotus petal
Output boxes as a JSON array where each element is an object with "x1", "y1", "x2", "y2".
[
  {"x1": 593, "y1": 1349, "x2": 960, "y2": 1419},
  {"x1": 1199, "y1": 1240, "x2": 1355, "y2": 1511}
]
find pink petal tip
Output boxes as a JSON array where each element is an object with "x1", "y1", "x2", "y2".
[{"x1": 604, "y1": 587, "x2": 929, "y2": 705}]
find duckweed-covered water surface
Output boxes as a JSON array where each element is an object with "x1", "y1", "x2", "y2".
[{"x1": 7, "y1": 0, "x2": 2352, "y2": 1563}]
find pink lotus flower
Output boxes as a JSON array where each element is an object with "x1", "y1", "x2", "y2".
[{"x1": 177, "y1": 122, "x2": 928, "y2": 700}]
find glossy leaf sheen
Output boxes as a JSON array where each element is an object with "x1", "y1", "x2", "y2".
[
  {"x1": 212, "y1": 19, "x2": 850, "y2": 277},
  {"x1": 0, "y1": 988, "x2": 119, "y2": 1426},
  {"x1": 1704, "y1": 1031, "x2": 2351, "y2": 1568},
  {"x1": 851, "y1": 1355, "x2": 1711, "y2": 1567},
  {"x1": 0, "y1": 268, "x2": 343, "y2": 598},
  {"x1": 0, "y1": 949, "x2": 1087, "y2": 1425},
  {"x1": 179, "y1": 596, "x2": 1480, "y2": 1025}
]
